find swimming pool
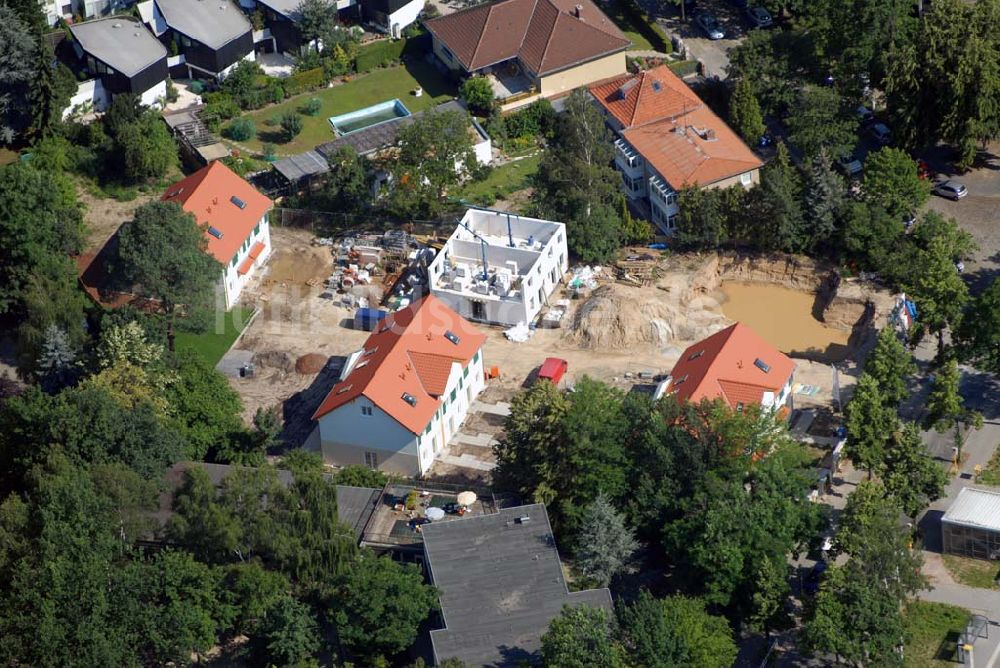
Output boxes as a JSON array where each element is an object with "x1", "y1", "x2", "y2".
[{"x1": 328, "y1": 99, "x2": 411, "y2": 136}]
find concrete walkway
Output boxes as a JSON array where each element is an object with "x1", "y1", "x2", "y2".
[{"x1": 438, "y1": 453, "x2": 494, "y2": 471}]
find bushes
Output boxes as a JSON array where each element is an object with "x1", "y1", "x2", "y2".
[
  {"x1": 460, "y1": 76, "x2": 495, "y2": 116},
  {"x1": 283, "y1": 67, "x2": 327, "y2": 97},
  {"x1": 301, "y1": 98, "x2": 323, "y2": 116},
  {"x1": 225, "y1": 117, "x2": 256, "y2": 141},
  {"x1": 487, "y1": 98, "x2": 556, "y2": 150},
  {"x1": 280, "y1": 113, "x2": 303, "y2": 141}
]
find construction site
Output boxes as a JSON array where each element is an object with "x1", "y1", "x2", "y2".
[{"x1": 220, "y1": 217, "x2": 901, "y2": 464}]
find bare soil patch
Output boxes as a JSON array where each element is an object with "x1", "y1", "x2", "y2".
[{"x1": 76, "y1": 185, "x2": 157, "y2": 253}]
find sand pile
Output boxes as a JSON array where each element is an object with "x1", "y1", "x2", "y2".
[
  {"x1": 567, "y1": 284, "x2": 676, "y2": 349},
  {"x1": 253, "y1": 350, "x2": 295, "y2": 372},
  {"x1": 295, "y1": 353, "x2": 328, "y2": 375}
]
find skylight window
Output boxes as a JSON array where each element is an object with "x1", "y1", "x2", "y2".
[
  {"x1": 336, "y1": 384, "x2": 352, "y2": 394},
  {"x1": 364, "y1": 346, "x2": 378, "y2": 357},
  {"x1": 672, "y1": 374, "x2": 688, "y2": 387},
  {"x1": 754, "y1": 358, "x2": 771, "y2": 373},
  {"x1": 207, "y1": 226, "x2": 224, "y2": 239},
  {"x1": 652, "y1": 81, "x2": 662, "y2": 92},
  {"x1": 401, "y1": 392, "x2": 418, "y2": 407},
  {"x1": 355, "y1": 360, "x2": 369, "y2": 370},
  {"x1": 688, "y1": 350, "x2": 704, "y2": 361},
  {"x1": 444, "y1": 330, "x2": 460, "y2": 345},
  {"x1": 230, "y1": 195, "x2": 246, "y2": 209},
  {"x1": 167, "y1": 188, "x2": 183, "y2": 197}
]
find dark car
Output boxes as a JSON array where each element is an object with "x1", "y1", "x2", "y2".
[
  {"x1": 804, "y1": 560, "x2": 828, "y2": 595},
  {"x1": 745, "y1": 5, "x2": 773, "y2": 27},
  {"x1": 695, "y1": 12, "x2": 725, "y2": 39}
]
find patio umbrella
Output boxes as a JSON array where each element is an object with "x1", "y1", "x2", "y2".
[
  {"x1": 426, "y1": 507, "x2": 445, "y2": 521},
  {"x1": 456, "y1": 491, "x2": 477, "y2": 507}
]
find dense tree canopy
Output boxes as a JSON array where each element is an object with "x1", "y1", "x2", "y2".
[{"x1": 540, "y1": 605, "x2": 625, "y2": 668}]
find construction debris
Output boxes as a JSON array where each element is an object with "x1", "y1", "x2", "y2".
[{"x1": 503, "y1": 322, "x2": 533, "y2": 343}]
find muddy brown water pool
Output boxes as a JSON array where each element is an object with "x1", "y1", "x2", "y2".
[{"x1": 719, "y1": 282, "x2": 851, "y2": 361}]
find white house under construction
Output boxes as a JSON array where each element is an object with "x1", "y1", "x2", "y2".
[{"x1": 427, "y1": 209, "x2": 569, "y2": 326}]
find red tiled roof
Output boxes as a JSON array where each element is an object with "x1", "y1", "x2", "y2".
[
  {"x1": 312, "y1": 296, "x2": 487, "y2": 434},
  {"x1": 666, "y1": 322, "x2": 795, "y2": 409},
  {"x1": 161, "y1": 162, "x2": 272, "y2": 265},
  {"x1": 425, "y1": 0, "x2": 629, "y2": 77},
  {"x1": 589, "y1": 65, "x2": 763, "y2": 188}
]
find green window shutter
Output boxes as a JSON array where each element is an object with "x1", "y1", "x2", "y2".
[
  {"x1": 450, "y1": 388, "x2": 457, "y2": 402},
  {"x1": 254, "y1": 223, "x2": 260, "y2": 236}
]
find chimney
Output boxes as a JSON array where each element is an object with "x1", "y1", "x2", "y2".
[{"x1": 573, "y1": 4, "x2": 582, "y2": 18}]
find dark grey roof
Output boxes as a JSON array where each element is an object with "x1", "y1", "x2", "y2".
[
  {"x1": 335, "y1": 485, "x2": 382, "y2": 538},
  {"x1": 316, "y1": 99, "x2": 470, "y2": 160},
  {"x1": 256, "y1": 0, "x2": 319, "y2": 21},
  {"x1": 421, "y1": 504, "x2": 613, "y2": 667},
  {"x1": 69, "y1": 17, "x2": 167, "y2": 77},
  {"x1": 273, "y1": 150, "x2": 330, "y2": 183},
  {"x1": 154, "y1": 0, "x2": 251, "y2": 50}
]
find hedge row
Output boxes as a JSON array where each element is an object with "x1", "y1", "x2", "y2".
[
  {"x1": 284, "y1": 67, "x2": 327, "y2": 97},
  {"x1": 356, "y1": 39, "x2": 407, "y2": 73},
  {"x1": 668, "y1": 59, "x2": 699, "y2": 77},
  {"x1": 618, "y1": 0, "x2": 671, "y2": 54}
]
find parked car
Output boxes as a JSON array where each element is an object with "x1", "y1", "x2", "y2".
[
  {"x1": 868, "y1": 122, "x2": 891, "y2": 144},
  {"x1": 933, "y1": 180, "x2": 968, "y2": 200},
  {"x1": 695, "y1": 12, "x2": 725, "y2": 39},
  {"x1": 856, "y1": 105, "x2": 874, "y2": 123},
  {"x1": 745, "y1": 5, "x2": 773, "y2": 27},
  {"x1": 537, "y1": 357, "x2": 568, "y2": 386},
  {"x1": 836, "y1": 153, "x2": 863, "y2": 176},
  {"x1": 804, "y1": 560, "x2": 828, "y2": 595}
]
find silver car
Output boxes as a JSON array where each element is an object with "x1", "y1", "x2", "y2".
[
  {"x1": 933, "y1": 180, "x2": 968, "y2": 200},
  {"x1": 695, "y1": 13, "x2": 725, "y2": 40}
]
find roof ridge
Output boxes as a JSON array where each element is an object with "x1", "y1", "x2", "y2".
[
  {"x1": 467, "y1": 2, "x2": 498, "y2": 73},
  {"x1": 536, "y1": 0, "x2": 561, "y2": 74},
  {"x1": 515, "y1": 0, "x2": 543, "y2": 55}
]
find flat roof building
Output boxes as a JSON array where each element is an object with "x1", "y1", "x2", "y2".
[
  {"x1": 427, "y1": 209, "x2": 569, "y2": 326},
  {"x1": 942, "y1": 487, "x2": 1000, "y2": 561},
  {"x1": 422, "y1": 503, "x2": 613, "y2": 666}
]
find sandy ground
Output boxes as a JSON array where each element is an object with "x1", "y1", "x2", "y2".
[
  {"x1": 76, "y1": 186, "x2": 158, "y2": 252},
  {"x1": 227, "y1": 231, "x2": 866, "y2": 454}
]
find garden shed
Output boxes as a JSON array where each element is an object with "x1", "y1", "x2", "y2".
[{"x1": 942, "y1": 486, "x2": 1000, "y2": 561}]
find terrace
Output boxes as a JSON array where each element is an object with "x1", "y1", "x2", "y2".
[{"x1": 359, "y1": 481, "x2": 498, "y2": 550}]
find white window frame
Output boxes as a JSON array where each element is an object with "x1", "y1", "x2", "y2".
[{"x1": 740, "y1": 172, "x2": 753, "y2": 186}]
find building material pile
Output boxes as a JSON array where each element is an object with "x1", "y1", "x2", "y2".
[{"x1": 567, "y1": 284, "x2": 675, "y2": 349}]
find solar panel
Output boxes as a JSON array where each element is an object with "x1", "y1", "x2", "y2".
[
  {"x1": 230, "y1": 195, "x2": 246, "y2": 209},
  {"x1": 207, "y1": 225, "x2": 224, "y2": 239}
]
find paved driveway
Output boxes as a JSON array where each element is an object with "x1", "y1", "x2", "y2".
[{"x1": 642, "y1": 0, "x2": 753, "y2": 78}]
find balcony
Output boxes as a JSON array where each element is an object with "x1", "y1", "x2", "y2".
[
  {"x1": 649, "y1": 175, "x2": 678, "y2": 213},
  {"x1": 614, "y1": 138, "x2": 643, "y2": 175}
]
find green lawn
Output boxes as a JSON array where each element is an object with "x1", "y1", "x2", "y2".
[
  {"x1": 599, "y1": 0, "x2": 656, "y2": 51},
  {"x1": 174, "y1": 306, "x2": 254, "y2": 367},
  {"x1": 943, "y1": 554, "x2": 1000, "y2": 590},
  {"x1": 456, "y1": 154, "x2": 540, "y2": 205},
  {"x1": 237, "y1": 62, "x2": 457, "y2": 157},
  {"x1": 978, "y1": 442, "x2": 1000, "y2": 485},
  {"x1": 903, "y1": 601, "x2": 968, "y2": 667}
]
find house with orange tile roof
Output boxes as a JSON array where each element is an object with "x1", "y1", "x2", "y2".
[
  {"x1": 162, "y1": 161, "x2": 273, "y2": 309},
  {"x1": 663, "y1": 322, "x2": 795, "y2": 413},
  {"x1": 312, "y1": 295, "x2": 488, "y2": 476},
  {"x1": 424, "y1": 0, "x2": 630, "y2": 109},
  {"x1": 588, "y1": 65, "x2": 763, "y2": 235}
]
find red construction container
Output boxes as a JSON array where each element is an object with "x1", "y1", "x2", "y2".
[{"x1": 537, "y1": 357, "x2": 568, "y2": 386}]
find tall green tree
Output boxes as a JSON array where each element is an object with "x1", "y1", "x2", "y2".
[
  {"x1": 116, "y1": 110, "x2": 179, "y2": 182},
  {"x1": 729, "y1": 76, "x2": 765, "y2": 145},
  {"x1": 955, "y1": 276, "x2": 1000, "y2": 374},
  {"x1": 115, "y1": 200, "x2": 222, "y2": 348},
  {"x1": 533, "y1": 89, "x2": 624, "y2": 263},
  {"x1": 388, "y1": 109, "x2": 476, "y2": 217},
  {"x1": 331, "y1": 554, "x2": 438, "y2": 662},
  {"x1": 805, "y1": 482, "x2": 925, "y2": 666},
  {"x1": 756, "y1": 142, "x2": 806, "y2": 252},
  {"x1": 253, "y1": 595, "x2": 320, "y2": 666},
  {"x1": 803, "y1": 148, "x2": 845, "y2": 249},
  {"x1": 459, "y1": 75, "x2": 495, "y2": 116},
  {"x1": 540, "y1": 605, "x2": 625, "y2": 668},
  {"x1": 924, "y1": 358, "x2": 981, "y2": 437},
  {"x1": 864, "y1": 327, "x2": 916, "y2": 408},
  {"x1": 863, "y1": 147, "x2": 931, "y2": 219},
  {"x1": 844, "y1": 373, "x2": 898, "y2": 476},
  {"x1": 166, "y1": 351, "x2": 245, "y2": 461},
  {"x1": 29, "y1": 42, "x2": 77, "y2": 139},
  {"x1": 574, "y1": 493, "x2": 638, "y2": 586},
  {"x1": 841, "y1": 200, "x2": 904, "y2": 270},
  {"x1": 296, "y1": 0, "x2": 353, "y2": 53},
  {"x1": 0, "y1": 7, "x2": 36, "y2": 144},
  {"x1": 319, "y1": 145, "x2": 372, "y2": 213},
  {"x1": 901, "y1": 236, "x2": 969, "y2": 352},
  {"x1": 883, "y1": 422, "x2": 947, "y2": 518},
  {"x1": 786, "y1": 87, "x2": 859, "y2": 159}
]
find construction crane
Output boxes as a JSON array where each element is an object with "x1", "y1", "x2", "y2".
[{"x1": 457, "y1": 219, "x2": 490, "y2": 281}]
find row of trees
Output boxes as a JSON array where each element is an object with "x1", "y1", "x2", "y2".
[{"x1": 493, "y1": 378, "x2": 822, "y2": 632}]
